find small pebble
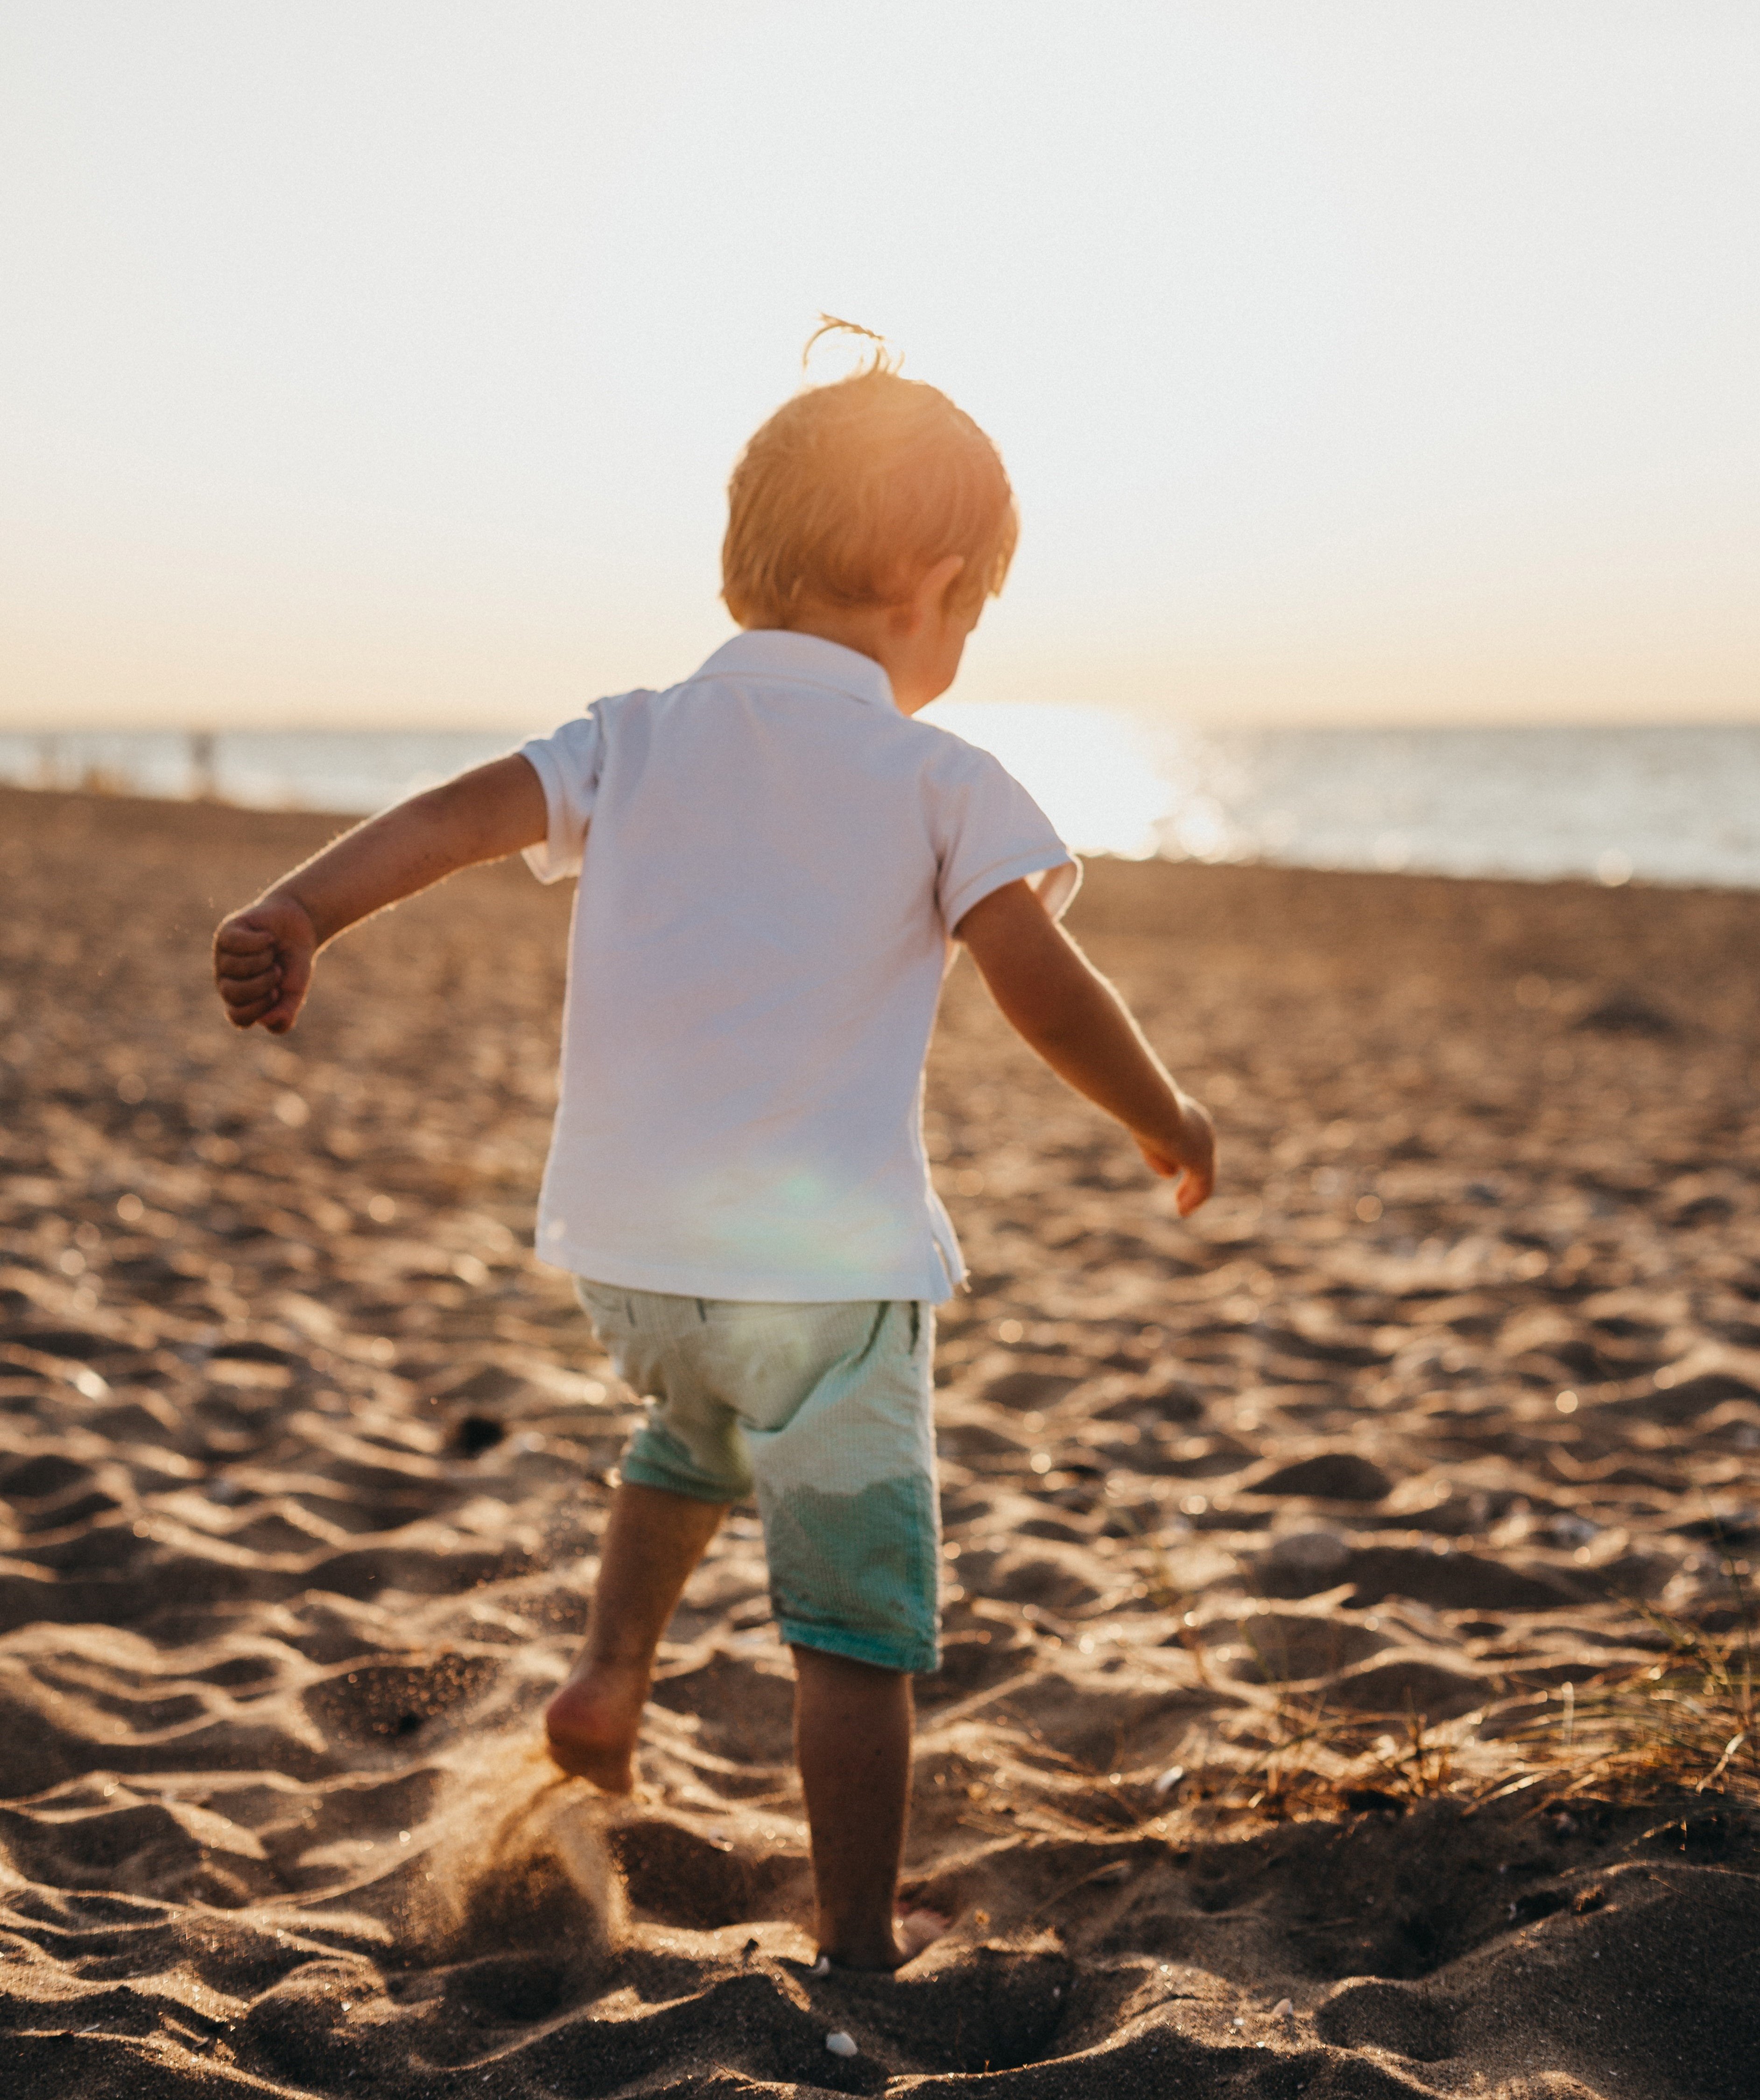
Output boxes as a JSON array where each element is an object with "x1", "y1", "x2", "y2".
[
  {"x1": 825, "y1": 2030, "x2": 858, "y2": 2057},
  {"x1": 1273, "y1": 1998, "x2": 1294, "y2": 2017}
]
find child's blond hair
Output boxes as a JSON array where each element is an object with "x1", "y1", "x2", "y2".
[{"x1": 722, "y1": 340, "x2": 1017, "y2": 629}]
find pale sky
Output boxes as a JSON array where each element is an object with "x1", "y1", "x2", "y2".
[{"x1": 2, "y1": 2, "x2": 1755, "y2": 731}]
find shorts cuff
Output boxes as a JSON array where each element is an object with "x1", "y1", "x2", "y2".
[
  {"x1": 619, "y1": 1455, "x2": 746, "y2": 1505},
  {"x1": 778, "y1": 1617, "x2": 940, "y2": 1677}
]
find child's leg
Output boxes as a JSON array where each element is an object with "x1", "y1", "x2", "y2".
[
  {"x1": 546, "y1": 1480, "x2": 726, "y2": 1790},
  {"x1": 734, "y1": 1298, "x2": 940, "y2": 1966},
  {"x1": 792, "y1": 1646, "x2": 923, "y2": 1970}
]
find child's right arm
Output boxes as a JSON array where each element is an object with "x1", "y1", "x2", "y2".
[
  {"x1": 956, "y1": 877, "x2": 1217, "y2": 1216},
  {"x1": 212, "y1": 754, "x2": 548, "y2": 1034}
]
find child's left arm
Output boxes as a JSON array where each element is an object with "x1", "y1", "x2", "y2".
[
  {"x1": 212, "y1": 754, "x2": 547, "y2": 1034},
  {"x1": 957, "y1": 877, "x2": 1217, "y2": 1216}
]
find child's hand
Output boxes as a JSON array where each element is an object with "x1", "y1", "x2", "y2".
[
  {"x1": 1135, "y1": 1092, "x2": 1217, "y2": 1217},
  {"x1": 213, "y1": 895, "x2": 317, "y2": 1035}
]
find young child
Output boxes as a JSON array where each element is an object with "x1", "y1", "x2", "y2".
[{"x1": 213, "y1": 348, "x2": 1215, "y2": 1972}]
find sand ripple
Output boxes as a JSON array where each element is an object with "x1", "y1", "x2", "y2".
[{"x1": 1, "y1": 790, "x2": 1757, "y2": 2096}]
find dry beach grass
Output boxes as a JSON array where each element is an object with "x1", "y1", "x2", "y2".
[{"x1": 1, "y1": 784, "x2": 1758, "y2": 2097}]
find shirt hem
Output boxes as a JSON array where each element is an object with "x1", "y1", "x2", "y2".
[
  {"x1": 943, "y1": 847, "x2": 1081, "y2": 933},
  {"x1": 538, "y1": 1237, "x2": 959, "y2": 1306}
]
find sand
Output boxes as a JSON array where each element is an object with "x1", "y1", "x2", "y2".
[{"x1": 1, "y1": 782, "x2": 1757, "y2": 2099}]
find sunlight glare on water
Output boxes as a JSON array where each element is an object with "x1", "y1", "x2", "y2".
[{"x1": 927, "y1": 702, "x2": 1172, "y2": 859}]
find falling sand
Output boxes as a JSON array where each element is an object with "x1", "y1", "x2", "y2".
[{"x1": 0, "y1": 784, "x2": 1757, "y2": 2097}]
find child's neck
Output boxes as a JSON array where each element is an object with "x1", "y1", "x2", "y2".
[
  {"x1": 764, "y1": 558, "x2": 975, "y2": 718},
  {"x1": 773, "y1": 607, "x2": 932, "y2": 716}
]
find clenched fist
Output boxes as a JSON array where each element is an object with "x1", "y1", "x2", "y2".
[{"x1": 212, "y1": 894, "x2": 318, "y2": 1034}]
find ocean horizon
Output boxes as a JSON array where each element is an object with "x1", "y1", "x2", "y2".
[{"x1": 4, "y1": 716, "x2": 1758, "y2": 892}]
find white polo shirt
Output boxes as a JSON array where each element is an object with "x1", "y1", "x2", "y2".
[{"x1": 519, "y1": 629, "x2": 1078, "y2": 1304}]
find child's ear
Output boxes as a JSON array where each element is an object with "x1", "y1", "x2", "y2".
[{"x1": 906, "y1": 555, "x2": 966, "y2": 631}]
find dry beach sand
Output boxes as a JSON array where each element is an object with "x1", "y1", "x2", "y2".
[{"x1": 1, "y1": 782, "x2": 1757, "y2": 2099}]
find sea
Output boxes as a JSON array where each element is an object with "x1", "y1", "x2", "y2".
[{"x1": 3, "y1": 717, "x2": 1758, "y2": 890}]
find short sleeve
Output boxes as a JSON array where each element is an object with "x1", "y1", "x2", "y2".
[
  {"x1": 933, "y1": 745, "x2": 1082, "y2": 934},
  {"x1": 518, "y1": 709, "x2": 606, "y2": 883}
]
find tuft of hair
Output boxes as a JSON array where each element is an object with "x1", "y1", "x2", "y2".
[
  {"x1": 800, "y1": 312, "x2": 900, "y2": 376},
  {"x1": 722, "y1": 322, "x2": 1017, "y2": 629}
]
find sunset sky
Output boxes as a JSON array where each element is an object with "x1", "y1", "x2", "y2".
[{"x1": 2, "y1": 2, "x2": 1755, "y2": 732}]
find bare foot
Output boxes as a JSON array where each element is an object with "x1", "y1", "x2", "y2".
[
  {"x1": 543, "y1": 1662, "x2": 647, "y2": 1790},
  {"x1": 818, "y1": 1907, "x2": 950, "y2": 1973}
]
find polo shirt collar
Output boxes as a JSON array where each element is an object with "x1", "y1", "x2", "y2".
[{"x1": 694, "y1": 628, "x2": 898, "y2": 712}]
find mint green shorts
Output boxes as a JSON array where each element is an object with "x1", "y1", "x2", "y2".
[{"x1": 575, "y1": 1282, "x2": 940, "y2": 1675}]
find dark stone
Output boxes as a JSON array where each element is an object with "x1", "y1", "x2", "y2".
[{"x1": 451, "y1": 1413, "x2": 506, "y2": 1456}]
